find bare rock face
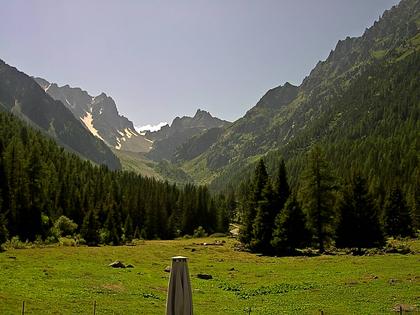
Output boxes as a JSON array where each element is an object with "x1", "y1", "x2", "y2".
[
  {"x1": 34, "y1": 77, "x2": 152, "y2": 153},
  {"x1": 146, "y1": 109, "x2": 231, "y2": 161},
  {"x1": 0, "y1": 61, "x2": 120, "y2": 170}
]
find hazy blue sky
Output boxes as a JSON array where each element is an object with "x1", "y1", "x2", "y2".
[{"x1": 0, "y1": 0, "x2": 399, "y2": 128}]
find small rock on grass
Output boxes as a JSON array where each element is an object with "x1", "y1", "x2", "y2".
[
  {"x1": 392, "y1": 304, "x2": 418, "y2": 312},
  {"x1": 388, "y1": 278, "x2": 400, "y2": 285},
  {"x1": 197, "y1": 274, "x2": 212, "y2": 280},
  {"x1": 164, "y1": 266, "x2": 171, "y2": 273},
  {"x1": 109, "y1": 261, "x2": 126, "y2": 268}
]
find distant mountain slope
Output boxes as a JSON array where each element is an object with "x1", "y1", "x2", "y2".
[
  {"x1": 181, "y1": 0, "x2": 420, "y2": 191},
  {"x1": 34, "y1": 78, "x2": 152, "y2": 153},
  {"x1": 173, "y1": 127, "x2": 225, "y2": 163},
  {"x1": 0, "y1": 60, "x2": 120, "y2": 170},
  {"x1": 146, "y1": 109, "x2": 230, "y2": 161}
]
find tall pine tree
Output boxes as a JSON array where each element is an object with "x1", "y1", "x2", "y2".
[
  {"x1": 240, "y1": 159, "x2": 268, "y2": 245},
  {"x1": 81, "y1": 210, "x2": 100, "y2": 246},
  {"x1": 299, "y1": 145, "x2": 336, "y2": 252},
  {"x1": 383, "y1": 186, "x2": 414, "y2": 237},
  {"x1": 271, "y1": 195, "x2": 310, "y2": 255},
  {"x1": 273, "y1": 159, "x2": 290, "y2": 213},
  {"x1": 251, "y1": 181, "x2": 276, "y2": 254},
  {"x1": 335, "y1": 174, "x2": 384, "y2": 250}
]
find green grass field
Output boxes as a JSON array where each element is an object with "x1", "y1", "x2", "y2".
[{"x1": 0, "y1": 238, "x2": 419, "y2": 314}]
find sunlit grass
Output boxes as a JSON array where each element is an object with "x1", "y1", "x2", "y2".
[{"x1": 0, "y1": 238, "x2": 419, "y2": 314}]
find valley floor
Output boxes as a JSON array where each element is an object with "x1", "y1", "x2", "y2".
[{"x1": 0, "y1": 238, "x2": 419, "y2": 314}]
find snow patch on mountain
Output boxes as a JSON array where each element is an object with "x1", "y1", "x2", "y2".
[
  {"x1": 136, "y1": 122, "x2": 167, "y2": 133},
  {"x1": 124, "y1": 128, "x2": 136, "y2": 138},
  {"x1": 81, "y1": 112, "x2": 105, "y2": 142},
  {"x1": 115, "y1": 138, "x2": 121, "y2": 150},
  {"x1": 44, "y1": 83, "x2": 52, "y2": 92}
]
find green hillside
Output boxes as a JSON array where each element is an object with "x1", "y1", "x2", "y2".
[{"x1": 179, "y1": 0, "x2": 419, "y2": 197}]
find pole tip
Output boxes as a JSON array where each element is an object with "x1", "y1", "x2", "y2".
[{"x1": 172, "y1": 256, "x2": 188, "y2": 262}]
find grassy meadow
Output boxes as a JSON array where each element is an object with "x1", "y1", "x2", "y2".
[{"x1": 0, "y1": 238, "x2": 419, "y2": 314}]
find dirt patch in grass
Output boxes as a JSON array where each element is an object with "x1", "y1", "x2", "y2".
[{"x1": 101, "y1": 283, "x2": 125, "y2": 292}]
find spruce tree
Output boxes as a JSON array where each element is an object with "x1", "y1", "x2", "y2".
[
  {"x1": 299, "y1": 145, "x2": 336, "y2": 252},
  {"x1": 240, "y1": 159, "x2": 268, "y2": 245},
  {"x1": 133, "y1": 225, "x2": 141, "y2": 239},
  {"x1": 273, "y1": 159, "x2": 290, "y2": 213},
  {"x1": 251, "y1": 181, "x2": 276, "y2": 254},
  {"x1": 105, "y1": 208, "x2": 121, "y2": 245},
  {"x1": 81, "y1": 210, "x2": 100, "y2": 246},
  {"x1": 123, "y1": 213, "x2": 134, "y2": 241},
  {"x1": 271, "y1": 195, "x2": 310, "y2": 255},
  {"x1": 335, "y1": 174, "x2": 384, "y2": 250},
  {"x1": 216, "y1": 194, "x2": 230, "y2": 233},
  {"x1": 383, "y1": 186, "x2": 414, "y2": 237},
  {"x1": 225, "y1": 186, "x2": 237, "y2": 221},
  {"x1": 0, "y1": 214, "x2": 8, "y2": 245},
  {"x1": 168, "y1": 194, "x2": 183, "y2": 238}
]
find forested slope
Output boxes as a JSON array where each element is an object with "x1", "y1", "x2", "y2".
[
  {"x1": 0, "y1": 112, "x2": 229, "y2": 244},
  {"x1": 183, "y1": 0, "x2": 419, "y2": 200}
]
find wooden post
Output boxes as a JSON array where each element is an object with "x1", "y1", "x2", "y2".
[
  {"x1": 320, "y1": 310, "x2": 324, "y2": 315},
  {"x1": 93, "y1": 300, "x2": 96, "y2": 315},
  {"x1": 399, "y1": 305, "x2": 402, "y2": 315},
  {"x1": 21, "y1": 301, "x2": 25, "y2": 315}
]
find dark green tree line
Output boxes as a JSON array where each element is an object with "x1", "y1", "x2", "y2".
[
  {"x1": 0, "y1": 111, "x2": 229, "y2": 245},
  {"x1": 239, "y1": 146, "x2": 416, "y2": 256}
]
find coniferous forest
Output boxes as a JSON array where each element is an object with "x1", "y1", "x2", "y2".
[
  {"x1": 0, "y1": 111, "x2": 231, "y2": 246},
  {"x1": 0, "y1": 0, "x2": 418, "y2": 257},
  {"x1": 0, "y1": 102, "x2": 417, "y2": 254},
  {"x1": 238, "y1": 147, "x2": 418, "y2": 256}
]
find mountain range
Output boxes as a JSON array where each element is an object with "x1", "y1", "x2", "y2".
[
  {"x1": 0, "y1": 0, "x2": 418, "y2": 197},
  {"x1": 0, "y1": 60, "x2": 120, "y2": 170},
  {"x1": 146, "y1": 109, "x2": 230, "y2": 161},
  {"x1": 34, "y1": 78, "x2": 153, "y2": 153},
  {"x1": 176, "y1": 0, "x2": 420, "y2": 191}
]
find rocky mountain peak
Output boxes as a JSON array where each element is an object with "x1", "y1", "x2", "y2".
[
  {"x1": 194, "y1": 109, "x2": 213, "y2": 120},
  {"x1": 146, "y1": 109, "x2": 230, "y2": 161},
  {"x1": 253, "y1": 82, "x2": 298, "y2": 111},
  {"x1": 34, "y1": 77, "x2": 152, "y2": 153}
]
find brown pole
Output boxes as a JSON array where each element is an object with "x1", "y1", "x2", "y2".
[{"x1": 21, "y1": 301, "x2": 25, "y2": 315}]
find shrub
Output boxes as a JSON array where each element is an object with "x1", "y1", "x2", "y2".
[
  {"x1": 53, "y1": 216, "x2": 78, "y2": 237},
  {"x1": 193, "y1": 226, "x2": 208, "y2": 238},
  {"x1": 384, "y1": 239, "x2": 412, "y2": 254},
  {"x1": 59, "y1": 237, "x2": 77, "y2": 247},
  {"x1": 4, "y1": 236, "x2": 33, "y2": 249}
]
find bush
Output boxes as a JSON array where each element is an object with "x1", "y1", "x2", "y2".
[
  {"x1": 45, "y1": 235, "x2": 59, "y2": 245},
  {"x1": 99, "y1": 228, "x2": 110, "y2": 244},
  {"x1": 130, "y1": 238, "x2": 146, "y2": 246},
  {"x1": 384, "y1": 239, "x2": 412, "y2": 254},
  {"x1": 59, "y1": 237, "x2": 77, "y2": 247},
  {"x1": 53, "y1": 216, "x2": 78, "y2": 237},
  {"x1": 4, "y1": 236, "x2": 33, "y2": 249},
  {"x1": 193, "y1": 226, "x2": 208, "y2": 238}
]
